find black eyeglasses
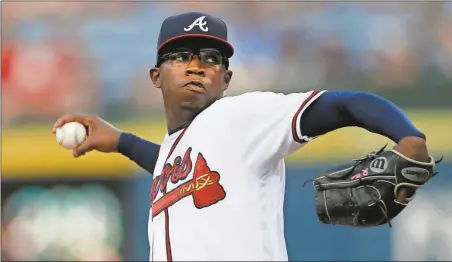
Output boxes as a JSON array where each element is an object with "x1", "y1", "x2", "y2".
[{"x1": 156, "y1": 48, "x2": 228, "y2": 69}]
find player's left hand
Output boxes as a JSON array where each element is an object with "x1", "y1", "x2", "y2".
[{"x1": 306, "y1": 138, "x2": 443, "y2": 228}]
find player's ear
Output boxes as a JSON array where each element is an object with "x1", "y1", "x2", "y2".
[
  {"x1": 223, "y1": 70, "x2": 233, "y2": 91},
  {"x1": 150, "y1": 67, "x2": 161, "y2": 89}
]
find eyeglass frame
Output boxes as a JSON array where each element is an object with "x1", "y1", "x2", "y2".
[{"x1": 155, "y1": 47, "x2": 229, "y2": 69}]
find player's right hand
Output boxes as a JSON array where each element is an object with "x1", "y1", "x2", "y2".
[{"x1": 52, "y1": 114, "x2": 122, "y2": 158}]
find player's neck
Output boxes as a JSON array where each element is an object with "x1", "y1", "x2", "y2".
[{"x1": 165, "y1": 108, "x2": 199, "y2": 135}]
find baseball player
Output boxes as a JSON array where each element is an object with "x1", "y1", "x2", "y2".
[{"x1": 53, "y1": 12, "x2": 440, "y2": 261}]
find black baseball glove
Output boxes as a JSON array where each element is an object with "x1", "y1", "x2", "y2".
[{"x1": 305, "y1": 145, "x2": 443, "y2": 228}]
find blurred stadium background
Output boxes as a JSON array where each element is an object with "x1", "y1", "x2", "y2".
[{"x1": 1, "y1": 1, "x2": 452, "y2": 261}]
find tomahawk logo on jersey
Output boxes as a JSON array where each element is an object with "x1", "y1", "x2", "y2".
[
  {"x1": 151, "y1": 147, "x2": 226, "y2": 218},
  {"x1": 149, "y1": 90, "x2": 326, "y2": 261}
]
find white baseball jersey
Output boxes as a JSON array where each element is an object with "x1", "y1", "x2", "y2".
[{"x1": 149, "y1": 90, "x2": 326, "y2": 261}]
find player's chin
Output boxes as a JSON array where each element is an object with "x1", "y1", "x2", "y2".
[
  {"x1": 180, "y1": 101, "x2": 207, "y2": 113},
  {"x1": 180, "y1": 94, "x2": 216, "y2": 112}
]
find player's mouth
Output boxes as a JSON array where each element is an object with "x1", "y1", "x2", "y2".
[{"x1": 184, "y1": 80, "x2": 206, "y2": 94}]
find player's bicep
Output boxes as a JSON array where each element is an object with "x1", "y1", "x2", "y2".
[{"x1": 299, "y1": 91, "x2": 357, "y2": 138}]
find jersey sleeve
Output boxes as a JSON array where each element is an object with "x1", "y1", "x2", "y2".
[{"x1": 217, "y1": 90, "x2": 327, "y2": 169}]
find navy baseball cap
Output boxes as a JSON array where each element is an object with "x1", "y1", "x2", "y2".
[{"x1": 157, "y1": 12, "x2": 234, "y2": 58}]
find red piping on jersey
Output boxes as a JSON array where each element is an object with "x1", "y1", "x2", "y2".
[
  {"x1": 164, "y1": 197, "x2": 173, "y2": 261},
  {"x1": 291, "y1": 90, "x2": 321, "y2": 143},
  {"x1": 166, "y1": 128, "x2": 189, "y2": 162},
  {"x1": 154, "y1": 127, "x2": 188, "y2": 262}
]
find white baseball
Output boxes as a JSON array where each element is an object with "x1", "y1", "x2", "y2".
[{"x1": 56, "y1": 122, "x2": 88, "y2": 149}]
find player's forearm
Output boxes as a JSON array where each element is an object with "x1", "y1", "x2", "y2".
[
  {"x1": 300, "y1": 91, "x2": 425, "y2": 143},
  {"x1": 117, "y1": 132, "x2": 160, "y2": 174}
]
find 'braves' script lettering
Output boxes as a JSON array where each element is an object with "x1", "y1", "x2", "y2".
[{"x1": 151, "y1": 147, "x2": 193, "y2": 201}]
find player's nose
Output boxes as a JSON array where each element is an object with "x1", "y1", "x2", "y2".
[{"x1": 185, "y1": 56, "x2": 205, "y2": 76}]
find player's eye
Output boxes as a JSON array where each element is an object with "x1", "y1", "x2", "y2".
[
  {"x1": 200, "y1": 49, "x2": 222, "y2": 65},
  {"x1": 168, "y1": 52, "x2": 191, "y2": 62},
  {"x1": 203, "y1": 54, "x2": 220, "y2": 64}
]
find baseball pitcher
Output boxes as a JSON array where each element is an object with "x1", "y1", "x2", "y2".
[{"x1": 53, "y1": 12, "x2": 442, "y2": 261}]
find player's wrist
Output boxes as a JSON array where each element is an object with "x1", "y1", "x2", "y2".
[
  {"x1": 394, "y1": 136, "x2": 429, "y2": 162},
  {"x1": 116, "y1": 132, "x2": 135, "y2": 155}
]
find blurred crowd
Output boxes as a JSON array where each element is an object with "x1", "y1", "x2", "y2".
[{"x1": 2, "y1": 2, "x2": 452, "y2": 127}]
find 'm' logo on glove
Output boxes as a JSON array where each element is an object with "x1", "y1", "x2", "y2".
[{"x1": 370, "y1": 157, "x2": 388, "y2": 173}]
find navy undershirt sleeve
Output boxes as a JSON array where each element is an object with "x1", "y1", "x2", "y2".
[
  {"x1": 300, "y1": 91, "x2": 426, "y2": 143},
  {"x1": 117, "y1": 132, "x2": 160, "y2": 175}
]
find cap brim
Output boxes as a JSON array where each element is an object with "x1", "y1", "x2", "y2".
[{"x1": 157, "y1": 34, "x2": 234, "y2": 58}]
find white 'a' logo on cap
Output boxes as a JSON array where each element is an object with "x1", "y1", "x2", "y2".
[{"x1": 184, "y1": 16, "x2": 208, "y2": 32}]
